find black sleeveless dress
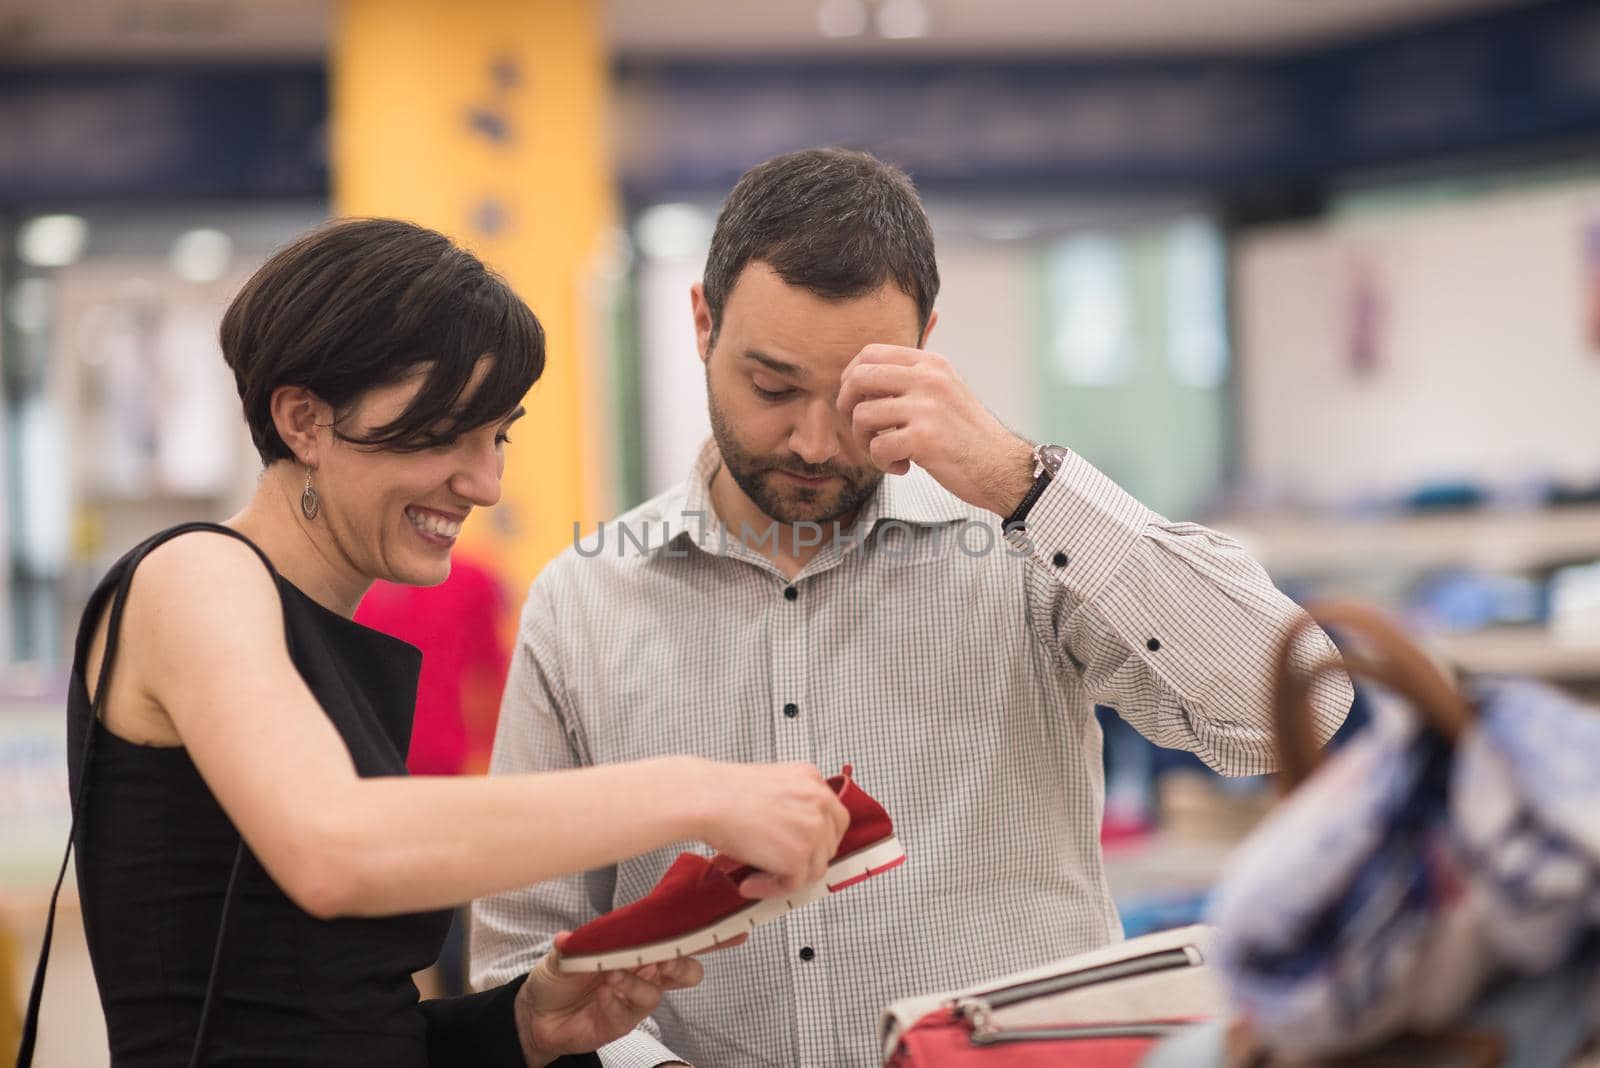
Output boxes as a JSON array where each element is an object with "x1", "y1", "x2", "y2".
[{"x1": 64, "y1": 523, "x2": 598, "y2": 1067}]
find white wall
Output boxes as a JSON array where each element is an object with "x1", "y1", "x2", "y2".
[
  {"x1": 636, "y1": 255, "x2": 711, "y2": 498},
  {"x1": 1235, "y1": 179, "x2": 1600, "y2": 506},
  {"x1": 923, "y1": 238, "x2": 1037, "y2": 443}
]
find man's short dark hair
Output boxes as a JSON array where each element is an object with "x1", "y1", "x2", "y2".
[
  {"x1": 221, "y1": 217, "x2": 544, "y2": 465},
  {"x1": 702, "y1": 148, "x2": 939, "y2": 345}
]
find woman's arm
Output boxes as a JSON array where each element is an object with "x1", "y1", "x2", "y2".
[{"x1": 97, "y1": 532, "x2": 846, "y2": 919}]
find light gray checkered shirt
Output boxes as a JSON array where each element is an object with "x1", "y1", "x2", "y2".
[{"x1": 470, "y1": 440, "x2": 1351, "y2": 1068}]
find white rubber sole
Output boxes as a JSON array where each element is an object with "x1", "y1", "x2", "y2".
[{"x1": 557, "y1": 836, "x2": 906, "y2": 973}]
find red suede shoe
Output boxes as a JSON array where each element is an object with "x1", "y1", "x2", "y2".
[{"x1": 557, "y1": 765, "x2": 905, "y2": 973}]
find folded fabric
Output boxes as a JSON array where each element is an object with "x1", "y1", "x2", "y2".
[
  {"x1": 1207, "y1": 679, "x2": 1600, "y2": 1057},
  {"x1": 1139, "y1": 957, "x2": 1600, "y2": 1068},
  {"x1": 1206, "y1": 701, "x2": 1470, "y2": 1053},
  {"x1": 1452, "y1": 679, "x2": 1600, "y2": 976}
]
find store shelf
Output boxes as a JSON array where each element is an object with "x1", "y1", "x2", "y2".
[
  {"x1": 1432, "y1": 626, "x2": 1600, "y2": 680},
  {"x1": 1215, "y1": 507, "x2": 1600, "y2": 576}
]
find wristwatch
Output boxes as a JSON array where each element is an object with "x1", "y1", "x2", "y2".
[{"x1": 1003, "y1": 443, "x2": 1069, "y2": 530}]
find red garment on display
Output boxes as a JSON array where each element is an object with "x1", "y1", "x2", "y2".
[{"x1": 354, "y1": 554, "x2": 510, "y2": 776}]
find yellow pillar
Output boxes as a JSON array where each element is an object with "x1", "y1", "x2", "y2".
[{"x1": 331, "y1": 0, "x2": 615, "y2": 596}]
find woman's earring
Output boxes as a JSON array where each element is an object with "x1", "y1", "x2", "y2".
[{"x1": 300, "y1": 465, "x2": 320, "y2": 520}]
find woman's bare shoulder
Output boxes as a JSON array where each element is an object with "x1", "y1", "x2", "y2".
[{"x1": 87, "y1": 529, "x2": 282, "y2": 739}]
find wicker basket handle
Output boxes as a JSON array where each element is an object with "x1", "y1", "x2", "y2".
[{"x1": 1274, "y1": 600, "x2": 1473, "y2": 792}]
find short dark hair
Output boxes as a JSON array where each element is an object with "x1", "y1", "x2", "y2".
[
  {"x1": 221, "y1": 217, "x2": 544, "y2": 465},
  {"x1": 702, "y1": 148, "x2": 939, "y2": 345}
]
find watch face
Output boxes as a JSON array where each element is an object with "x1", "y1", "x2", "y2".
[{"x1": 1038, "y1": 444, "x2": 1069, "y2": 477}]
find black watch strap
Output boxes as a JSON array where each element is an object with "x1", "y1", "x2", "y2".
[
  {"x1": 1003, "y1": 444, "x2": 1067, "y2": 531},
  {"x1": 1004, "y1": 473, "x2": 1051, "y2": 531}
]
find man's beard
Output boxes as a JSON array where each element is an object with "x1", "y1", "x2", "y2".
[{"x1": 707, "y1": 386, "x2": 881, "y2": 527}]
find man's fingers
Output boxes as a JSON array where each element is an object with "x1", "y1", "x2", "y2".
[
  {"x1": 612, "y1": 952, "x2": 706, "y2": 1007},
  {"x1": 867, "y1": 427, "x2": 915, "y2": 473},
  {"x1": 838, "y1": 362, "x2": 918, "y2": 416},
  {"x1": 846, "y1": 344, "x2": 922, "y2": 372},
  {"x1": 654, "y1": 956, "x2": 705, "y2": 989},
  {"x1": 849, "y1": 396, "x2": 916, "y2": 439},
  {"x1": 602, "y1": 969, "x2": 663, "y2": 1014},
  {"x1": 631, "y1": 957, "x2": 702, "y2": 988}
]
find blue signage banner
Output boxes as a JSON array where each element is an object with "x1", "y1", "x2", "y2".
[
  {"x1": 1, "y1": 0, "x2": 1598, "y2": 204},
  {"x1": 0, "y1": 65, "x2": 326, "y2": 207}
]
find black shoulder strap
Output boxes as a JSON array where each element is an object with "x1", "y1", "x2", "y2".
[{"x1": 16, "y1": 523, "x2": 282, "y2": 1068}]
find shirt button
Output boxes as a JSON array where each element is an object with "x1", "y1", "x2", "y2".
[
  {"x1": 783, "y1": 585, "x2": 798, "y2": 601},
  {"x1": 1052, "y1": 551, "x2": 1069, "y2": 568},
  {"x1": 1147, "y1": 637, "x2": 1162, "y2": 652},
  {"x1": 783, "y1": 702, "x2": 799, "y2": 719},
  {"x1": 798, "y1": 946, "x2": 816, "y2": 962}
]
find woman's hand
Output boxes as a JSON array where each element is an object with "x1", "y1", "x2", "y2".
[
  {"x1": 513, "y1": 940, "x2": 703, "y2": 1066},
  {"x1": 693, "y1": 761, "x2": 849, "y2": 899}
]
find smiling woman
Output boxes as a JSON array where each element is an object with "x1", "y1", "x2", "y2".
[
  {"x1": 224, "y1": 220, "x2": 541, "y2": 460},
  {"x1": 218, "y1": 219, "x2": 541, "y2": 597},
  {"x1": 18, "y1": 218, "x2": 850, "y2": 1068}
]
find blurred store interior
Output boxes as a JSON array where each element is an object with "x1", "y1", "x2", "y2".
[{"x1": 6, "y1": 0, "x2": 1600, "y2": 1060}]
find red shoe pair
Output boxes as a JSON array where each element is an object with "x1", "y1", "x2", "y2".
[{"x1": 557, "y1": 765, "x2": 904, "y2": 973}]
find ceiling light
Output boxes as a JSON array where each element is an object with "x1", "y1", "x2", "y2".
[
  {"x1": 18, "y1": 214, "x2": 88, "y2": 268},
  {"x1": 875, "y1": 0, "x2": 928, "y2": 40},
  {"x1": 819, "y1": 0, "x2": 868, "y2": 37},
  {"x1": 169, "y1": 228, "x2": 233, "y2": 283},
  {"x1": 635, "y1": 203, "x2": 713, "y2": 261}
]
